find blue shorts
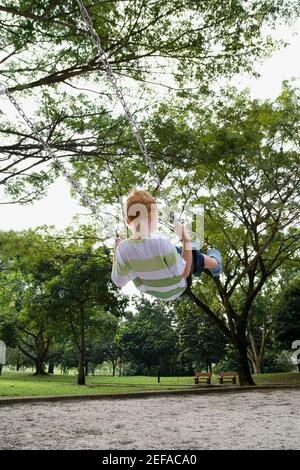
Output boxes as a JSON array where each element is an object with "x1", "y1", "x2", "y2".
[{"x1": 175, "y1": 246, "x2": 205, "y2": 278}]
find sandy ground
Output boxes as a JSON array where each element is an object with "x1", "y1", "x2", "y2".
[{"x1": 0, "y1": 389, "x2": 299, "y2": 450}]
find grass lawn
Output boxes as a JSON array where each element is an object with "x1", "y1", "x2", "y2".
[
  {"x1": 254, "y1": 372, "x2": 300, "y2": 385},
  {"x1": 0, "y1": 371, "x2": 196, "y2": 397},
  {"x1": 0, "y1": 370, "x2": 299, "y2": 398}
]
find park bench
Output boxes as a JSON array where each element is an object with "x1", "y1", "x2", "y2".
[
  {"x1": 194, "y1": 371, "x2": 212, "y2": 385},
  {"x1": 219, "y1": 371, "x2": 238, "y2": 384}
]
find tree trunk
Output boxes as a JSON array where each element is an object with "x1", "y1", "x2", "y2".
[
  {"x1": 78, "y1": 352, "x2": 85, "y2": 385},
  {"x1": 48, "y1": 363, "x2": 54, "y2": 374},
  {"x1": 186, "y1": 287, "x2": 255, "y2": 385},
  {"x1": 247, "y1": 326, "x2": 268, "y2": 376},
  {"x1": 34, "y1": 359, "x2": 47, "y2": 375},
  {"x1": 33, "y1": 332, "x2": 50, "y2": 375},
  {"x1": 77, "y1": 306, "x2": 86, "y2": 385},
  {"x1": 235, "y1": 338, "x2": 255, "y2": 386},
  {"x1": 248, "y1": 354, "x2": 262, "y2": 375},
  {"x1": 254, "y1": 360, "x2": 262, "y2": 375},
  {"x1": 298, "y1": 363, "x2": 300, "y2": 373},
  {"x1": 181, "y1": 356, "x2": 184, "y2": 375},
  {"x1": 85, "y1": 361, "x2": 88, "y2": 376},
  {"x1": 16, "y1": 352, "x2": 21, "y2": 371},
  {"x1": 0, "y1": 364, "x2": 2, "y2": 375}
]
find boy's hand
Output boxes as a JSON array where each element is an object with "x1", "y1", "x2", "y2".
[{"x1": 174, "y1": 222, "x2": 191, "y2": 242}]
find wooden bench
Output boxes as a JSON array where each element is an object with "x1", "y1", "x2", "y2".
[
  {"x1": 219, "y1": 371, "x2": 238, "y2": 384},
  {"x1": 194, "y1": 371, "x2": 212, "y2": 385}
]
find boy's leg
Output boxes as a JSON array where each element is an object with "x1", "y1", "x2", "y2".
[
  {"x1": 192, "y1": 250, "x2": 205, "y2": 277},
  {"x1": 206, "y1": 248, "x2": 222, "y2": 277},
  {"x1": 192, "y1": 248, "x2": 222, "y2": 278},
  {"x1": 177, "y1": 243, "x2": 205, "y2": 278},
  {"x1": 203, "y1": 254, "x2": 218, "y2": 270},
  {"x1": 176, "y1": 244, "x2": 222, "y2": 278}
]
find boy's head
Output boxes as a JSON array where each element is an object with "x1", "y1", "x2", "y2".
[{"x1": 125, "y1": 189, "x2": 158, "y2": 235}]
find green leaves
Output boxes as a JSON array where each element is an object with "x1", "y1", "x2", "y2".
[
  {"x1": 275, "y1": 275, "x2": 300, "y2": 349},
  {"x1": 1, "y1": 0, "x2": 299, "y2": 206},
  {"x1": 120, "y1": 298, "x2": 177, "y2": 368}
]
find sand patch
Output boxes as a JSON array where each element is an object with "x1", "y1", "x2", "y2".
[{"x1": 0, "y1": 389, "x2": 299, "y2": 450}]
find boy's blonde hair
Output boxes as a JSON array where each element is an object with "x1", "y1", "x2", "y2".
[{"x1": 125, "y1": 189, "x2": 156, "y2": 222}]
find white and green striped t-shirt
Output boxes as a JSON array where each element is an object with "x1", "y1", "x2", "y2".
[{"x1": 111, "y1": 234, "x2": 187, "y2": 301}]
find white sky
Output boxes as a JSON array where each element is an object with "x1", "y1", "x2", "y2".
[{"x1": 0, "y1": 19, "x2": 299, "y2": 234}]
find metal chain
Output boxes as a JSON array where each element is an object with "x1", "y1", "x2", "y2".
[
  {"x1": 0, "y1": 82, "x2": 105, "y2": 225},
  {"x1": 75, "y1": 0, "x2": 170, "y2": 207},
  {"x1": 0, "y1": 0, "x2": 172, "y2": 243}
]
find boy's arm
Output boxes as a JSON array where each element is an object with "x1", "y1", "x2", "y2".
[
  {"x1": 113, "y1": 237, "x2": 122, "y2": 264},
  {"x1": 175, "y1": 223, "x2": 192, "y2": 279},
  {"x1": 180, "y1": 237, "x2": 193, "y2": 278},
  {"x1": 111, "y1": 238, "x2": 130, "y2": 287}
]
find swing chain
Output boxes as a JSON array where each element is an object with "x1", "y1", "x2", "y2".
[
  {"x1": 75, "y1": 0, "x2": 170, "y2": 207},
  {"x1": 0, "y1": 0, "x2": 174, "y2": 242},
  {"x1": 0, "y1": 82, "x2": 105, "y2": 224}
]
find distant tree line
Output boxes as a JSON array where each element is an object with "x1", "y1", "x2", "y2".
[{"x1": 1, "y1": 229, "x2": 298, "y2": 383}]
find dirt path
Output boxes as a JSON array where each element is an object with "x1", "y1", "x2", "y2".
[{"x1": 0, "y1": 389, "x2": 299, "y2": 450}]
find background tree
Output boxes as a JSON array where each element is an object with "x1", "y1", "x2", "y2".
[
  {"x1": 100, "y1": 335, "x2": 123, "y2": 377},
  {"x1": 275, "y1": 275, "x2": 300, "y2": 372},
  {"x1": 4, "y1": 347, "x2": 31, "y2": 372},
  {"x1": 176, "y1": 296, "x2": 227, "y2": 373},
  {"x1": 101, "y1": 83, "x2": 300, "y2": 385},
  {"x1": 0, "y1": 228, "x2": 126, "y2": 381},
  {"x1": 85, "y1": 340, "x2": 106, "y2": 376},
  {"x1": 182, "y1": 84, "x2": 300, "y2": 385},
  {"x1": 56, "y1": 343, "x2": 79, "y2": 375},
  {"x1": 120, "y1": 299, "x2": 177, "y2": 380},
  {"x1": 1, "y1": 1, "x2": 299, "y2": 198},
  {"x1": 47, "y1": 247, "x2": 125, "y2": 384},
  {"x1": 246, "y1": 285, "x2": 276, "y2": 374},
  {"x1": 0, "y1": 230, "x2": 62, "y2": 374}
]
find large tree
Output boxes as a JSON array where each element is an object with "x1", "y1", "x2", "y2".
[
  {"x1": 0, "y1": 228, "x2": 125, "y2": 381},
  {"x1": 120, "y1": 298, "x2": 177, "y2": 379},
  {"x1": 0, "y1": 230, "x2": 62, "y2": 374},
  {"x1": 1, "y1": 0, "x2": 299, "y2": 198},
  {"x1": 91, "y1": 83, "x2": 299, "y2": 385},
  {"x1": 176, "y1": 293, "x2": 227, "y2": 373},
  {"x1": 2, "y1": 0, "x2": 293, "y2": 93},
  {"x1": 178, "y1": 84, "x2": 300, "y2": 385},
  {"x1": 47, "y1": 246, "x2": 125, "y2": 384}
]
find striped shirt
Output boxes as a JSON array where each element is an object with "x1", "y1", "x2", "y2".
[{"x1": 111, "y1": 234, "x2": 187, "y2": 301}]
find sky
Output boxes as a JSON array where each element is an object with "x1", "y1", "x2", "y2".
[{"x1": 0, "y1": 18, "x2": 299, "y2": 235}]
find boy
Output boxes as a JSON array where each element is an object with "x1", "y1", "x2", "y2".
[{"x1": 111, "y1": 189, "x2": 222, "y2": 301}]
